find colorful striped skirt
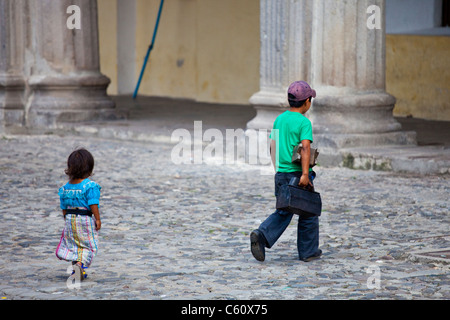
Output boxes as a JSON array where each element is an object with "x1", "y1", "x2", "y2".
[{"x1": 56, "y1": 213, "x2": 99, "y2": 268}]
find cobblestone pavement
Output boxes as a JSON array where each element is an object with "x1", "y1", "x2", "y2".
[{"x1": 0, "y1": 134, "x2": 448, "y2": 300}]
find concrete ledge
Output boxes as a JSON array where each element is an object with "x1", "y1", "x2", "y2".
[
  {"x1": 319, "y1": 145, "x2": 450, "y2": 175},
  {"x1": 48, "y1": 121, "x2": 450, "y2": 175},
  {"x1": 3, "y1": 96, "x2": 448, "y2": 176}
]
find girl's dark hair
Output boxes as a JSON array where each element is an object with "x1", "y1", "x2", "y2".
[
  {"x1": 65, "y1": 148, "x2": 94, "y2": 180},
  {"x1": 288, "y1": 94, "x2": 312, "y2": 108}
]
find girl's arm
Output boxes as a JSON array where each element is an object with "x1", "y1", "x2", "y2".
[
  {"x1": 90, "y1": 204, "x2": 101, "y2": 231},
  {"x1": 62, "y1": 209, "x2": 66, "y2": 219}
]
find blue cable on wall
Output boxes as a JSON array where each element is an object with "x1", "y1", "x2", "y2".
[{"x1": 133, "y1": 0, "x2": 165, "y2": 99}]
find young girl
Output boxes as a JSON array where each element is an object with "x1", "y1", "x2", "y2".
[{"x1": 56, "y1": 148, "x2": 101, "y2": 281}]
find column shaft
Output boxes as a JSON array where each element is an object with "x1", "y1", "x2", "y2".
[
  {"x1": 309, "y1": 0, "x2": 416, "y2": 148},
  {"x1": 248, "y1": 0, "x2": 416, "y2": 149},
  {"x1": 247, "y1": 0, "x2": 313, "y2": 130},
  {"x1": 0, "y1": 0, "x2": 26, "y2": 131},
  {"x1": 25, "y1": 0, "x2": 119, "y2": 128}
]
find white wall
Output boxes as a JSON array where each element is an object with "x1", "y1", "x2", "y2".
[
  {"x1": 117, "y1": 0, "x2": 136, "y2": 94},
  {"x1": 386, "y1": 0, "x2": 443, "y2": 34}
]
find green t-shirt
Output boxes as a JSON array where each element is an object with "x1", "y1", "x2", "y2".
[{"x1": 269, "y1": 110, "x2": 313, "y2": 172}]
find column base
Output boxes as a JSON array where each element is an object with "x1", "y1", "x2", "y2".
[
  {"x1": 309, "y1": 89, "x2": 417, "y2": 149},
  {"x1": 0, "y1": 75, "x2": 26, "y2": 133},
  {"x1": 26, "y1": 73, "x2": 126, "y2": 129},
  {"x1": 246, "y1": 88, "x2": 419, "y2": 171},
  {"x1": 246, "y1": 90, "x2": 287, "y2": 130}
]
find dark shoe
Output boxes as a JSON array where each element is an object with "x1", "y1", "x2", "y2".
[
  {"x1": 301, "y1": 249, "x2": 322, "y2": 262},
  {"x1": 250, "y1": 230, "x2": 266, "y2": 262}
]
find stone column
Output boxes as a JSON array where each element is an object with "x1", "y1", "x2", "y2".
[
  {"x1": 0, "y1": 0, "x2": 26, "y2": 132},
  {"x1": 247, "y1": 0, "x2": 313, "y2": 130},
  {"x1": 309, "y1": 0, "x2": 416, "y2": 149},
  {"x1": 248, "y1": 0, "x2": 416, "y2": 166},
  {"x1": 25, "y1": 0, "x2": 119, "y2": 129}
]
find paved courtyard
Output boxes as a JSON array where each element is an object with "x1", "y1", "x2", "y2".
[{"x1": 0, "y1": 133, "x2": 448, "y2": 300}]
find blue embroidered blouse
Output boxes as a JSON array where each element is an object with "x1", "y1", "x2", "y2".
[{"x1": 58, "y1": 178, "x2": 101, "y2": 210}]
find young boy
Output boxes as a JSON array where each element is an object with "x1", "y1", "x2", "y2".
[{"x1": 250, "y1": 80, "x2": 322, "y2": 262}]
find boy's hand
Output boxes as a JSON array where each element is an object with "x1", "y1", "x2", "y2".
[
  {"x1": 299, "y1": 139, "x2": 313, "y2": 189},
  {"x1": 299, "y1": 173, "x2": 313, "y2": 188}
]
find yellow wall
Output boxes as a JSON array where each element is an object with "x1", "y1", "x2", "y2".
[
  {"x1": 97, "y1": 0, "x2": 118, "y2": 95},
  {"x1": 195, "y1": 1, "x2": 260, "y2": 103},
  {"x1": 386, "y1": 35, "x2": 450, "y2": 121},
  {"x1": 99, "y1": 3, "x2": 449, "y2": 121},
  {"x1": 98, "y1": 0, "x2": 260, "y2": 104},
  {"x1": 135, "y1": 0, "x2": 198, "y2": 100}
]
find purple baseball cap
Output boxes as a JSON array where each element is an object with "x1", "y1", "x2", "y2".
[{"x1": 288, "y1": 81, "x2": 316, "y2": 101}]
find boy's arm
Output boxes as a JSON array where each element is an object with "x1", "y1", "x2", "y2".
[
  {"x1": 270, "y1": 139, "x2": 276, "y2": 171},
  {"x1": 299, "y1": 139, "x2": 313, "y2": 188}
]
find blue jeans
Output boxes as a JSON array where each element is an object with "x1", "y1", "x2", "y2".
[{"x1": 258, "y1": 171, "x2": 320, "y2": 260}]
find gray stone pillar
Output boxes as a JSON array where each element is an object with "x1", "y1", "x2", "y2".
[
  {"x1": 0, "y1": 0, "x2": 26, "y2": 132},
  {"x1": 247, "y1": 0, "x2": 313, "y2": 130},
  {"x1": 25, "y1": 0, "x2": 118, "y2": 129},
  {"x1": 248, "y1": 0, "x2": 416, "y2": 162},
  {"x1": 309, "y1": 0, "x2": 416, "y2": 149}
]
